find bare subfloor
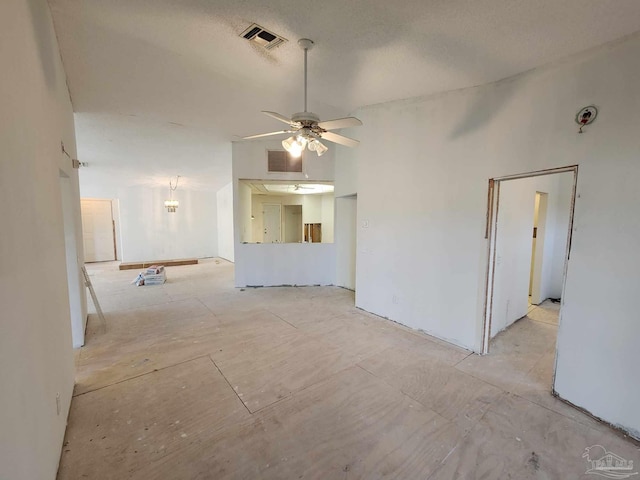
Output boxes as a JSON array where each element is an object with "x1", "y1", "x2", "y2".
[{"x1": 58, "y1": 259, "x2": 638, "y2": 479}]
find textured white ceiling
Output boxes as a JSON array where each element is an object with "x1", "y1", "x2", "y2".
[{"x1": 49, "y1": 0, "x2": 640, "y2": 191}]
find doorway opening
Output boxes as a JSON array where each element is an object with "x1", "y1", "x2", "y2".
[
  {"x1": 529, "y1": 192, "x2": 548, "y2": 308},
  {"x1": 81, "y1": 198, "x2": 117, "y2": 262},
  {"x1": 304, "y1": 223, "x2": 322, "y2": 243},
  {"x1": 482, "y1": 166, "x2": 577, "y2": 391},
  {"x1": 283, "y1": 205, "x2": 302, "y2": 243}
]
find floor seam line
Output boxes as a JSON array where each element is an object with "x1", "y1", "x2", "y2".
[
  {"x1": 355, "y1": 363, "x2": 456, "y2": 424},
  {"x1": 528, "y1": 317, "x2": 559, "y2": 327},
  {"x1": 265, "y1": 309, "x2": 299, "y2": 329},
  {"x1": 91, "y1": 297, "x2": 188, "y2": 316},
  {"x1": 249, "y1": 363, "x2": 357, "y2": 415},
  {"x1": 452, "y1": 352, "x2": 474, "y2": 367},
  {"x1": 73, "y1": 354, "x2": 211, "y2": 397},
  {"x1": 452, "y1": 367, "x2": 511, "y2": 394},
  {"x1": 208, "y1": 355, "x2": 253, "y2": 415},
  {"x1": 196, "y1": 296, "x2": 218, "y2": 317},
  {"x1": 508, "y1": 390, "x2": 605, "y2": 429}
]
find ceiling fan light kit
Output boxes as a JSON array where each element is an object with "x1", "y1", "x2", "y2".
[
  {"x1": 242, "y1": 39, "x2": 362, "y2": 157},
  {"x1": 282, "y1": 135, "x2": 307, "y2": 157}
]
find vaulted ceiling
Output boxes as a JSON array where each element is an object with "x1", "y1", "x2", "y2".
[{"x1": 49, "y1": 0, "x2": 640, "y2": 191}]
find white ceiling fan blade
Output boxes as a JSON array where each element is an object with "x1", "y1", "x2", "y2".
[
  {"x1": 317, "y1": 117, "x2": 363, "y2": 131},
  {"x1": 321, "y1": 131, "x2": 360, "y2": 148},
  {"x1": 242, "y1": 130, "x2": 294, "y2": 140},
  {"x1": 262, "y1": 111, "x2": 294, "y2": 125}
]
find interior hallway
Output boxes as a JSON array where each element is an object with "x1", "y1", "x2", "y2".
[{"x1": 58, "y1": 260, "x2": 639, "y2": 479}]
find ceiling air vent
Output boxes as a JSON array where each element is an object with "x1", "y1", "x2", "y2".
[
  {"x1": 240, "y1": 23, "x2": 287, "y2": 50},
  {"x1": 267, "y1": 150, "x2": 302, "y2": 172}
]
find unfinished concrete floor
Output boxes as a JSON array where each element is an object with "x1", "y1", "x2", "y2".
[{"x1": 58, "y1": 259, "x2": 639, "y2": 479}]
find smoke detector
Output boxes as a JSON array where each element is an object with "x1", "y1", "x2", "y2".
[{"x1": 240, "y1": 23, "x2": 287, "y2": 50}]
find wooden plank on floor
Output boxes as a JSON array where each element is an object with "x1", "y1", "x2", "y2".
[{"x1": 118, "y1": 258, "x2": 199, "y2": 270}]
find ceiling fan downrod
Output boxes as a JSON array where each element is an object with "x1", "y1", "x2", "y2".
[{"x1": 298, "y1": 39, "x2": 314, "y2": 113}]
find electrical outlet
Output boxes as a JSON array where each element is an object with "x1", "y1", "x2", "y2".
[
  {"x1": 392, "y1": 295, "x2": 399, "y2": 305},
  {"x1": 56, "y1": 392, "x2": 61, "y2": 416}
]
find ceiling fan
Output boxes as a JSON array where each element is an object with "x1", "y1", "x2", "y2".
[{"x1": 242, "y1": 38, "x2": 362, "y2": 157}]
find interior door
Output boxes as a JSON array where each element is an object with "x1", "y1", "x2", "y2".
[
  {"x1": 81, "y1": 199, "x2": 116, "y2": 262},
  {"x1": 263, "y1": 204, "x2": 281, "y2": 243}
]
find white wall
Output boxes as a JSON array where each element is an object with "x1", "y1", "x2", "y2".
[
  {"x1": 491, "y1": 172, "x2": 573, "y2": 336},
  {"x1": 547, "y1": 176, "x2": 574, "y2": 297},
  {"x1": 233, "y1": 140, "x2": 336, "y2": 286},
  {"x1": 80, "y1": 182, "x2": 218, "y2": 262},
  {"x1": 216, "y1": 181, "x2": 234, "y2": 262},
  {"x1": 335, "y1": 195, "x2": 358, "y2": 290},
  {"x1": 0, "y1": 0, "x2": 82, "y2": 477},
  {"x1": 335, "y1": 33, "x2": 640, "y2": 437},
  {"x1": 235, "y1": 243, "x2": 336, "y2": 286}
]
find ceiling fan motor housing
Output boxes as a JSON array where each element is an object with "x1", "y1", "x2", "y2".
[
  {"x1": 291, "y1": 112, "x2": 320, "y2": 125},
  {"x1": 297, "y1": 38, "x2": 315, "y2": 50},
  {"x1": 292, "y1": 112, "x2": 324, "y2": 137}
]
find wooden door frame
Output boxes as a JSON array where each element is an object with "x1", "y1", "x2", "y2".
[{"x1": 481, "y1": 165, "x2": 579, "y2": 355}]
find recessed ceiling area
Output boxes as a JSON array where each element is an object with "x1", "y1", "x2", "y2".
[
  {"x1": 243, "y1": 180, "x2": 334, "y2": 196},
  {"x1": 48, "y1": 0, "x2": 640, "y2": 189}
]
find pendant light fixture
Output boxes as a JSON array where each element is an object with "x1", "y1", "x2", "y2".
[{"x1": 164, "y1": 175, "x2": 180, "y2": 213}]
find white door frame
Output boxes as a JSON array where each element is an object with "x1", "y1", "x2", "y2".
[
  {"x1": 60, "y1": 174, "x2": 85, "y2": 347},
  {"x1": 481, "y1": 165, "x2": 578, "y2": 355}
]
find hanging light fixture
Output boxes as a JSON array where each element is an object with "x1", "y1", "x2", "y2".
[
  {"x1": 164, "y1": 176, "x2": 180, "y2": 213},
  {"x1": 282, "y1": 135, "x2": 306, "y2": 157},
  {"x1": 307, "y1": 138, "x2": 328, "y2": 156},
  {"x1": 282, "y1": 130, "x2": 328, "y2": 158}
]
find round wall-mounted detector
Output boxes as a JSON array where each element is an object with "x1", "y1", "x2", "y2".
[{"x1": 575, "y1": 106, "x2": 597, "y2": 131}]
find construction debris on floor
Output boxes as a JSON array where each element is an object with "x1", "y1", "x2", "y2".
[{"x1": 131, "y1": 265, "x2": 166, "y2": 286}]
